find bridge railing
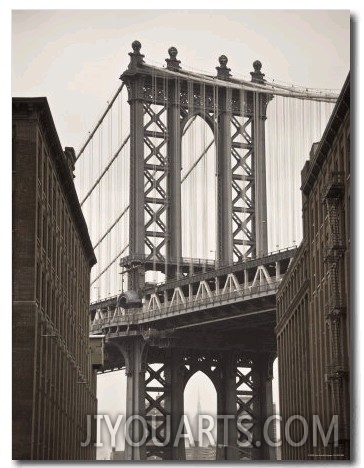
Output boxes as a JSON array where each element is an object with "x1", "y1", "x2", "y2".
[
  {"x1": 89, "y1": 246, "x2": 296, "y2": 309},
  {"x1": 90, "y1": 277, "x2": 282, "y2": 332},
  {"x1": 143, "y1": 245, "x2": 297, "y2": 290},
  {"x1": 119, "y1": 253, "x2": 216, "y2": 268}
]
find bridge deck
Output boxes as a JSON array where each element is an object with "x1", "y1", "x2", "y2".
[
  {"x1": 91, "y1": 280, "x2": 279, "y2": 332},
  {"x1": 90, "y1": 249, "x2": 296, "y2": 372}
]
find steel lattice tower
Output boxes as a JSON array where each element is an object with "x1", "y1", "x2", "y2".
[
  {"x1": 91, "y1": 42, "x2": 295, "y2": 461},
  {"x1": 120, "y1": 41, "x2": 271, "y2": 293}
]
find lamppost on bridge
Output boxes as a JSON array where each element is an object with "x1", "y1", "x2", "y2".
[
  {"x1": 119, "y1": 267, "x2": 125, "y2": 293},
  {"x1": 119, "y1": 263, "x2": 141, "y2": 294},
  {"x1": 209, "y1": 250, "x2": 216, "y2": 264}
]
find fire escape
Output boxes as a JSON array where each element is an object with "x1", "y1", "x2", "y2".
[{"x1": 322, "y1": 171, "x2": 349, "y2": 453}]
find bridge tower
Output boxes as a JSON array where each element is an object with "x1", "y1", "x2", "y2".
[
  {"x1": 101, "y1": 41, "x2": 280, "y2": 460},
  {"x1": 120, "y1": 41, "x2": 271, "y2": 292}
]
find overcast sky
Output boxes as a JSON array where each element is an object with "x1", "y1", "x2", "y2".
[
  {"x1": 8, "y1": 5, "x2": 356, "y2": 462},
  {"x1": 12, "y1": 9, "x2": 349, "y2": 152}
]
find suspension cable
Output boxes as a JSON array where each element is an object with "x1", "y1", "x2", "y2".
[
  {"x1": 181, "y1": 140, "x2": 214, "y2": 183},
  {"x1": 76, "y1": 83, "x2": 124, "y2": 161},
  {"x1": 91, "y1": 244, "x2": 129, "y2": 286},
  {"x1": 142, "y1": 64, "x2": 338, "y2": 103},
  {"x1": 80, "y1": 135, "x2": 130, "y2": 206},
  {"x1": 81, "y1": 63, "x2": 338, "y2": 293}
]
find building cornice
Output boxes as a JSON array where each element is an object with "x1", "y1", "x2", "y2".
[
  {"x1": 12, "y1": 97, "x2": 97, "y2": 268},
  {"x1": 300, "y1": 72, "x2": 350, "y2": 196}
]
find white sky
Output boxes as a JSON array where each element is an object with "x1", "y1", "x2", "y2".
[
  {"x1": 12, "y1": 9, "x2": 349, "y2": 151},
  {"x1": 4, "y1": 2, "x2": 363, "y2": 465}
]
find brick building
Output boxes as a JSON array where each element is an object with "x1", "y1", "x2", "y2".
[
  {"x1": 12, "y1": 97, "x2": 99, "y2": 460},
  {"x1": 275, "y1": 74, "x2": 350, "y2": 460}
]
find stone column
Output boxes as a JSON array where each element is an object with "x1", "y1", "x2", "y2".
[
  {"x1": 216, "y1": 351, "x2": 239, "y2": 460},
  {"x1": 164, "y1": 349, "x2": 186, "y2": 460},
  {"x1": 250, "y1": 353, "x2": 275, "y2": 460},
  {"x1": 118, "y1": 337, "x2": 148, "y2": 460}
]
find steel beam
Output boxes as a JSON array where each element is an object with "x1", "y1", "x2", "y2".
[
  {"x1": 254, "y1": 93, "x2": 269, "y2": 257},
  {"x1": 127, "y1": 77, "x2": 146, "y2": 291},
  {"x1": 216, "y1": 88, "x2": 233, "y2": 267},
  {"x1": 167, "y1": 79, "x2": 182, "y2": 277}
]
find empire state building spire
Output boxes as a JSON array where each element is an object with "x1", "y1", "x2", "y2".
[{"x1": 195, "y1": 389, "x2": 202, "y2": 447}]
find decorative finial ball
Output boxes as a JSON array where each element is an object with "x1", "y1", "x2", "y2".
[
  {"x1": 132, "y1": 40, "x2": 142, "y2": 53},
  {"x1": 253, "y1": 60, "x2": 262, "y2": 72},
  {"x1": 168, "y1": 47, "x2": 178, "y2": 59},
  {"x1": 219, "y1": 55, "x2": 228, "y2": 67}
]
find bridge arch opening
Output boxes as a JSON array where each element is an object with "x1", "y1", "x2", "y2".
[
  {"x1": 96, "y1": 369, "x2": 127, "y2": 458},
  {"x1": 181, "y1": 115, "x2": 216, "y2": 262},
  {"x1": 183, "y1": 370, "x2": 217, "y2": 459}
]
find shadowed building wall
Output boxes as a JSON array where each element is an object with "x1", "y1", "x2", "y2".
[
  {"x1": 12, "y1": 97, "x2": 98, "y2": 460},
  {"x1": 276, "y1": 74, "x2": 350, "y2": 460}
]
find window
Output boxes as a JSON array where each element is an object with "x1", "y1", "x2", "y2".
[
  {"x1": 41, "y1": 271, "x2": 46, "y2": 310},
  {"x1": 47, "y1": 161, "x2": 52, "y2": 201},
  {"x1": 37, "y1": 203, "x2": 42, "y2": 241},
  {"x1": 37, "y1": 140, "x2": 42, "y2": 182},
  {"x1": 43, "y1": 155, "x2": 47, "y2": 193},
  {"x1": 316, "y1": 196, "x2": 321, "y2": 227},
  {"x1": 322, "y1": 199, "x2": 327, "y2": 221},
  {"x1": 53, "y1": 233, "x2": 57, "y2": 269},
  {"x1": 42, "y1": 214, "x2": 47, "y2": 251},
  {"x1": 48, "y1": 223, "x2": 51, "y2": 259},
  {"x1": 55, "y1": 190, "x2": 59, "y2": 224},
  {"x1": 47, "y1": 280, "x2": 51, "y2": 317},
  {"x1": 333, "y1": 157, "x2": 338, "y2": 172},
  {"x1": 346, "y1": 134, "x2": 350, "y2": 176},
  {"x1": 52, "y1": 178, "x2": 56, "y2": 213},
  {"x1": 36, "y1": 263, "x2": 41, "y2": 302},
  {"x1": 12, "y1": 125, "x2": 16, "y2": 175},
  {"x1": 314, "y1": 200, "x2": 319, "y2": 235},
  {"x1": 57, "y1": 243, "x2": 61, "y2": 278}
]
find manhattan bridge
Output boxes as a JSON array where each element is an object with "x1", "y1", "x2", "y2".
[{"x1": 74, "y1": 41, "x2": 338, "y2": 460}]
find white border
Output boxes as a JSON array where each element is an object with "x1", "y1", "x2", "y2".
[{"x1": 3, "y1": 2, "x2": 362, "y2": 467}]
